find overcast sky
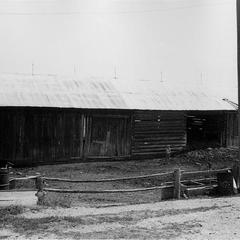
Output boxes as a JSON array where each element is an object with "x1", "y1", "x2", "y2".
[{"x1": 0, "y1": 0, "x2": 237, "y2": 98}]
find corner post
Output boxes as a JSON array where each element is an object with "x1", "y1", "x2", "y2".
[
  {"x1": 35, "y1": 176, "x2": 44, "y2": 191},
  {"x1": 173, "y1": 168, "x2": 181, "y2": 199},
  {"x1": 237, "y1": 0, "x2": 240, "y2": 161},
  {"x1": 35, "y1": 176, "x2": 46, "y2": 205},
  {"x1": 232, "y1": 161, "x2": 240, "y2": 191}
]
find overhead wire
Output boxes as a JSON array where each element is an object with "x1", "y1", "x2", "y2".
[{"x1": 0, "y1": 0, "x2": 233, "y2": 16}]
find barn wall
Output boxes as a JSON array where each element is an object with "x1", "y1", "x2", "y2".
[
  {"x1": 226, "y1": 112, "x2": 238, "y2": 147},
  {"x1": 131, "y1": 111, "x2": 187, "y2": 158},
  {"x1": 0, "y1": 107, "x2": 234, "y2": 166},
  {"x1": 0, "y1": 108, "x2": 132, "y2": 166},
  {"x1": 86, "y1": 114, "x2": 131, "y2": 158},
  {"x1": 0, "y1": 108, "x2": 84, "y2": 166}
]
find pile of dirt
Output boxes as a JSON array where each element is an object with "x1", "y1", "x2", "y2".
[
  {"x1": 132, "y1": 147, "x2": 239, "y2": 188},
  {"x1": 177, "y1": 147, "x2": 239, "y2": 166}
]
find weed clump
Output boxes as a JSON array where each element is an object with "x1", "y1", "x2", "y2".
[
  {"x1": 38, "y1": 192, "x2": 72, "y2": 208},
  {"x1": 0, "y1": 205, "x2": 24, "y2": 216}
]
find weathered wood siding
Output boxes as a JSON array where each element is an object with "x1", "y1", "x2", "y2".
[
  {"x1": 131, "y1": 111, "x2": 187, "y2": 158},
  {"x1": 0, "y1": 109, "x2": 84, "y2": 166},
  {"x1": 226, "y1": 113, "x2": 238, "y2": 147},
  {"x1": 0, "y1": 108, "x2": 131, "y2": 166},
  {"x1": 1, "y1": 107, "x2": 233, "y2": 166},
  {"x1": 87, "y1": 115, "x2": 131, "y2": 158}
]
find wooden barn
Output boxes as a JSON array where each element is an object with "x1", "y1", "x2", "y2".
[{"x1": 0, "y1": 74, "x2": 237, "y2": 166}]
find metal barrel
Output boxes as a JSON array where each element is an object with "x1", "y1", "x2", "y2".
[
  {"x1": 217, "y1": 172, "x2": 234, "y2": 195},
  {"x1": 0, "y1": 168, "x2": 9, "y2": 190}
]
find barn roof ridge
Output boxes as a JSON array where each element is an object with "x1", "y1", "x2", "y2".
[{"x1": 0, "y1": 73, "x2": 236, "y2": 111}]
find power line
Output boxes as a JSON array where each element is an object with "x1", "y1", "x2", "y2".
[{"x1": 0, "y1": 0, "x2": 232, "y2": 16}]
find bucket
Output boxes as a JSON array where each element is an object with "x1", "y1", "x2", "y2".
[{"x1": 0, "y1": 168, "x2": 9, "y2": 190}]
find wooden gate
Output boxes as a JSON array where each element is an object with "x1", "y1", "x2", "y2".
[{"x1": 84, "y1": 115, "x2": 131, "y2": 158}]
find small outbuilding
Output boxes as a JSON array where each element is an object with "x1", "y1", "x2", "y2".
[{"x1": 0, "y1": 74, "x2": 237, "y2": 166}]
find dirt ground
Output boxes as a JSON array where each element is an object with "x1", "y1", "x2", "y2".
[
  {"x1": 1, "y1": 147, "x2": 239, "y2": 239},
  {"x1": 9, "y1": 147, "x2": 238, "y2": 206},
  {"x1": 1, "y1": 195, "x2": 240, "y2": 239}
]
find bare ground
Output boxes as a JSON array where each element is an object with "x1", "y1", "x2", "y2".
[
  {"x1": 1, "y1": 195, "x2": 240, "y2": 239},
  {"x1": 1, "y1": 148, "x2": 239, "y2": 239},
  {"x1": 9, "y1": 148, "x2": 238, "y2": 207}
]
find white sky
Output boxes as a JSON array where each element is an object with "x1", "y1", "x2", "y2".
[{"x1": 0, "y1": 0, "x2": 237, "y2": 99}]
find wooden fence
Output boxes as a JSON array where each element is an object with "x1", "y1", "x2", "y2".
[{"x1": 6, "y1": 163, "x2": 240, "y2": 203}]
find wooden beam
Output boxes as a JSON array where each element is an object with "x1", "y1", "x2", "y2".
[
  {"x1": 237, "y1": 0, "x2": 240, "y2": 160},
  {"x1": 173, "y1": 168, "x2": 181, "y2": 199},
  {"x1": 43, "y1": 185, "x2": 173, "y2": 193},
  {"x1": 44, "y1": 171, "x2": 173, "y2": 183}
]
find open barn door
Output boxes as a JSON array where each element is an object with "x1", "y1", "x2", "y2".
[{"x1": 186, "y1": 112, "x2": 225, "y2": 150}]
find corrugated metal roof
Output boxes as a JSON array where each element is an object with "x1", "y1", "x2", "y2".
[
  {"x1": 0, "y1": 74, "x2": 236, "y2": 111},
  {"x1": 0, "y1": 74, "x2": 128, "y2": 109}
]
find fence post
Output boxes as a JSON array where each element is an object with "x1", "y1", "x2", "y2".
[
  {"x1": 35, "y1": 176, "x2": 46, "y2": 205},
  {"x1": 232, "y1": 161, "x2": 240, "y2": 191},
  {"x1": 9, "y1": 179, "x2": 16, "y2": 189},
  {"x1": 173, "y1": 168, "x2": 181, "y2": 199},
  {"x1": 35, "y1": 176, "x2": 44, "y2": 191}
]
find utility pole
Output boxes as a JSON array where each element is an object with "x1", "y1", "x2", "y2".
[
  {"x1": 160, "y1": 72, "x2": 163, "y2": 83},
  {"x1": 200, "y1": 72, "x2": 203, "y2": 86},
  {"x1": 74, "y1": 65, "x2": 77, "y2": 75},
  {"x1": 237, "y1": 0, "x2": 240, "y2": 160},
  {"x1": 32, "y1": 62, "x2": 34, "y2": 76},
  {"x1": 114, "y1": 66, "x2": 118, "y2": 80}
]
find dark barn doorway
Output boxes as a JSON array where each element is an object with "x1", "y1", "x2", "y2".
[{"x1": 187, "y1": 112, "x2": 225, "y2": 150}]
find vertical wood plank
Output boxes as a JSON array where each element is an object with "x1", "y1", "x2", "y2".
[
  {"x1": 129, "y1": 113, "x2": 134, "y2": 156},
  {"x1": 173, "y1": 168, "x2": 181, "y2": 199},
  {"x1": 80, "y1": 113, "x2": 84, "y2": 159}
]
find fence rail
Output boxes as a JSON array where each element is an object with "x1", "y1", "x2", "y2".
[
  {"x1": 9, "y1": 175, "x2": 40, "y2": 182},
  {"x1": 182, "y1": 168, "x2": 231, "y2": 177},
  {"x1": 43, "y1": 172, "x2": 173, "y2": 183},
  {"x1": 43, "y1": 185, "x2": 172, "y2": 194},
  {"x1": 5, "y1": 165, "x2": 239, "y2": 203},
  {"x1": 39, "y1": 167, "x2": 232, "y2": 199}
]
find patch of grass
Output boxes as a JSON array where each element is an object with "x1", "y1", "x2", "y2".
[
  {"x1": 0, "y1": 205, "x2": 24, "y2": 216},
  {"x1": 7, "y1": 217, "x2": 61, "y2": 237},
  {"x1": 0, "y1": 205, "x2": 25, "y2": 230},
  {"x1": 58, "y1": 226, "x2": 163, "y2": 239},
  {"x1": 15, "y1": 217, "x2": 58, "y2": 232},
  {"x1": 38, "y1": 193, "x2": 72, "y2": 208},
  {"x1": 61, "y1": 214, "x2": 135, "y2": 225},
  {"x1": 160, "y1": 221, "x2": 202, "y2": 239},
  {"x1": 0, "y1": 204, "x2": 223, "y2": 238},
  {"x1": 0, "y1": 206, "x2": 61, "y2": 237}
]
